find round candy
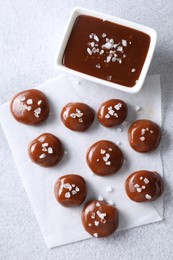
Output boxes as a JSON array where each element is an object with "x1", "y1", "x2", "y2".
[
  {"x1": 61, "y1": 102, "x2": 95, "y2": 131},
  {"x1": 28, "y1": 133, "x2": 64, "y2": 167},
  {"x1": 97, "y1": 99, "x2": 128, "y2": 127},
  {"x1": 10, "y1": 89, "x2": 50, "y2": 125},
  {"x1": 81, "y1": 200, "x2": 118, "y2": 238},
  {"x1": 128, "y1": 119, "x2": 161, "y2": 153},
  {"x1": 86, "y1": 140, "x2": 124, "y2": 176},
  {"x1": 125, "y1": 170, "x2": 164, "y2": 202},
  {"x1": 54, "y1": 174, "x2": 86, "y2": 207}
]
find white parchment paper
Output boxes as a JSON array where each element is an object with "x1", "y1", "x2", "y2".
[{"x1": 0, "y1": 75, "x2": 163, "y2": 248}]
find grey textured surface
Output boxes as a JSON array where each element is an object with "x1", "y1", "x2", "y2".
[{"x1": 0, "y1": 0, "x2": 173, "y2": 259}]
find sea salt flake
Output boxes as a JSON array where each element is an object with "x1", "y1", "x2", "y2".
[
  {"x1": 131, "y1": 68, "x2": 136, "y2": 73},
  {"x1": 136, "y1": 187, "x2": 142, "y2": 193},
  {"x1": 100, "y1": 149, "x2": 106, "y2": 154},
  {"x1": 96, "y1": 64, "x2": 101, "y2": 68},
  {"x1": 72, "y1": 190, "x2": 77, "y2": 195},
  {"x1": 75, "y1": 186, "x2": 80, "y2": 192},
  {"x1": 105, "y1": 161, "x2": 111, "y2": 165},
  {"x1": 91, "y1": 213, "x2": 95, "y2": 219},
  {"x1": 144, "y1": 178, "x2": 149, "y2": 184},
  {"x1": 108, "y1": 106, "x2": 112, "y2": 110},
  {"x1": 105, "y1": 114, "x2": 111, "y2": 119},
  {"x1": 150, "y1": 130, "x2": 154, "y2": 133},
  {"x1": 20, "y1": 96, "x2": 26, "y2": 101},
  {"x1": 102, "y1": 33, "x2": 106, "y2": 38},
  {"x1": 37, "y1": 100, "x2": 42, "y2": 105},
  {"x1": 39, "y1": 153, "x2": 46, "y2": 159},
  {"x1": 26, "y1": 99, "x2": 33, "y2": 105},
  {"x1": 117, "y1": 46, "x2": 123, "y2": 52},
  {"x1": 94, "y1": 221, "x2": 99, "y2": 226},
  {"x1": 134, "y1": 184, "x2": 140, "y2": 188},
  {"x1": 96, "y1": 210, "x2": 106, "y2": 220},
  {"x1": 79, "y1": 118, "x2": 83, "y2": 123},
  {"x1": 114, "y1": 113, "x2": 118, "y2": 118},
  {"x1": 26, "y1": 106, "x2": 32, "y2": 111},
  {"x1": 135, "y1": 105, "x2": 142, "y2": 111},
  {"x1": 140, "y1": 136, "x2": 145, "y2": 141},
  {"x1": 98, "y1": 195, "x2": 103, "y2": 201},
  {"x1": 96, "y1": 202, "x2": 101, "y2": 207},
  {"x1": 142, "y1": 185, "x2": 146, "y2": 189},
  {"x1": 116, "y1": 141, "x2": 121, "y2": 146},
  {"x1": 93, "y1": 233, "x2": 98, "y2": 237},
  {"x1": 145, "y1": 194, "x2": 152, "y2": 200},
  {"x1": 48, "y1": 147, "x2": 53, "y2": 154},
  {"x1": 63, "y1": 183, "x2": 72, "y2": 191},
  {"x1": 107, "y1": 200, "x2": 114, "y2": 206},
  {"x1": 140, "y1": 177, "x2": 143, "y2": 180},
  {"x1": 103, "y1": 156, "x2": 108, "y2": 162},
  {"x1": 96, "y1": 159, "x2": 100, "y2": 162},
  {"x1": 42, "y1": 143, "x2": 48, "y2": 147},
  {"x1": 105, "y1": 186, "x2": 113, "y2": 193},
  {"x1": 88, "y1": 223, "x2": 92, "y2": 226},
  {"x1": 109, "y1": 148, "x2": 113, "y2": 151},
  {"x1": 87, "y1": 48, "x2": 92, "y2": 55},
  {"x1": 107, "y1": 76, "x2": 112, "y2": 81},
  {"x1": 100, "y1": 50, "x2": 104, "y2": 55},
  {"x1": 122, "y1": 39, "x2": 127, "y2": 47},
  {"x1": 65, "y1": 192, "x2": 71, "y2": 198},
  {"x1": 34, "y1": 107, "x2": 41, "y2": 117},
  {"x1": 108, "y1": 109, "x2": 115, "y2": 116}
]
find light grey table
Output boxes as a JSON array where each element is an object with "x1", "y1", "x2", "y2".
[{"x1": 1, "y1": 1, "x2": 173, "y2": 259}]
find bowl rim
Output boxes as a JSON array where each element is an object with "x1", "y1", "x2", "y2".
[{"x1": 56, "y1": 6, "x2": 157, "y2": 94}]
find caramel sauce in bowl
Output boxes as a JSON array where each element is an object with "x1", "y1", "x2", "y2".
[{"x1": 56, "y1": 7, "x2": 157, "y2": 93}]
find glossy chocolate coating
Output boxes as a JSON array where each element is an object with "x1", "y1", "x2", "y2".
[
  {"x1": 128, "y1": 119, "x2": 161, "y2": 153},
  {"x1": 54, "y1": 174, "x2": 86, "y2": 207},
  {"x1": 97, "y1": 99, "x2": 128, "y2": 127},
  {"x1": 86, "y1": 140, "x2": 124, "y2": 176},
  {"x1": 81, "y1": 200, "x2": 118, "y2": 237},
  {"x1": 125, "y1": 170, "x2": 164, "y2": 202},
  {"x1": 28, "y1": 133, "x2": 64, "y2": 167},
  {"x1": 61, "y1": 102, "x2": 95, "y2": 132},
  {"x1": 63, "y1": 15, "x2": 150, "y2": 87},
  {"x1": 10, "y1": 89, "x2": 50, "y2": 125}
]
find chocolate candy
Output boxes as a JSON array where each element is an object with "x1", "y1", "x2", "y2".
[
  {"x1": 10, "y1": 89, "x2": 49, "y2": 125},
  {"x1": 97, "y1": 99, "x2": 128, "y2": 127},
  {"x1": 28, "y1": 133, "x2": 64, "y2": 167},
  {"x1": 81, "y1": 200, "x2": 118, "y2": 237},
  {"x1": 61, "y1": 102, "x2": 95, "y2": 131},
  {"x1": 128, "y1": 119, "x2": 161, "y2": 153},
  {"x1": 54, "y1": 174, "x2": 86, "y2": 207},
  {"x1": 125, "y1": 170, "x2": 164, "y2": 202},
  {"x1": 86, "y1": 140, "x2": 124, "y2": 176}
]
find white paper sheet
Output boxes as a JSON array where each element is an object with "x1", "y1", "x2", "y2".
[{"x1": 0, "y1": 75, "x2": 163, "y2": 248}]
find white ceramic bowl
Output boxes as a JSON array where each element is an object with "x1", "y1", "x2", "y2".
[{"x1": 56, "y1": 7, "x2": 157, "y2": 94}]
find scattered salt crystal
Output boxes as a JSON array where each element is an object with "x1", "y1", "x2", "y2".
[
  {"x1": 108, "y1": 148, "x2": 112, "y2": 151},
  {"x1": 116, "y1": 141, "x2": 121, "y2": 146},
  {"x1": 105, "y1": 161, "x2": 111, "y2": 165},
  {"x1": 26, "y1": 106, "x2": 32, "y2": 111},
  {"x1": 96, "y1": 210, "x2": 106, "y2": 220},
  {"x1": 96, "y1": 64, "x2": 101, "y2": 69},
  {"x1": 96, "y1": 202, "x2": 101, "y2": 207},
  {"x1": 98, "y1": 195, "x2": 103, "y2": 201},
  {"x1": 63, "y1": 183, "x2": 72, "y2": 190},
  {"x1": 88, "y1": 223, "x2": 92, "y2": 226},
  {"x1": 100, "y1": 50, "x2": 104, "y2": 55},
  {"x1": 105, "y1": 186, "x2": 113, "y2": 193},
  {"x1": 102, "y1": 33, "x2": 106, "y2": 38},
  {"x1": 142, "y1": 186, "x2": 146, "y2": 189},
  {"x1": 134, "y1": 184, "x2": 140, "y2": 188},
  {"x1": 135, "y1": 105, "x2": 141, "y2": 111},
  {"x1": 100, "y1": 149, "x2": 106, "y2": 154},
  {"x1": 107, "y1": 200, "x2": 114, "y2": 206},
  {"x1": 93, "y1": 233, "x2": 98, "y2": 237},
  {"x1": 122, "y1": 39, "x2": 127, "y2": 47},
  {"x1": 117, "y1": 46, "x2": 123, "y2": 52},
  {"x1": 20, "y1": 96, "x2": 26, "y2": 101},
  {"x1": 140, "y1": 136, "x2": 145, "y2": 141},
  {"x1": 107, "y1": 75, "x2": 112, "y2": 81},
  {"x1": 131, "y1": 68, "x2": 136, "y2": 73},
  {"x1": 105, "y1": 114, "x2": 111, "y2": 119},
  {"x1": 34, "y1": 107, "x2": 41, "y2": 118},
  {"x1": 91, "y1": 213, "x2": 95, "y2": 219},
  {"x1": 42, "y1": 143, "x2": 48, "y2": 147},
  {"x1": 140, "y1": 177, "x2": 143, "y2": 180},
  {"x1": 75, "y1": 186, "x2": 80, "y2": 192}
]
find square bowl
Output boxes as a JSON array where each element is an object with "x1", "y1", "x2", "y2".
[{"x1": 56, "y1": 7, "x2": 157, "y2": 94}]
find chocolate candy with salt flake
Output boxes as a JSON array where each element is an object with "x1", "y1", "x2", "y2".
[
  {"x1": 128, "y1": 119, "x2": 161, "y2": 153},
  {"x1": 125, "y1": 170, "x2": 164, "y2": 202},
  {"x1": 10, "y1": 89, "x2": 50, "y2": 125},
  {"x1": 54, "y1": 174, "x2": 87, "y2": 207},
  {"x1": 97, "y1": 99, "x2": 128, "y2": 127},
  {"x1": 28, "y1": 133, "x2": 64, "y2": 167},
  {"x1": 86, "y1": 140, "x2": 124, "y2": 176},
  {"x1": 61, "y1": 102, "x2": 95, "y2": 131},
  {"x1": 81, "y1": 200, "x2": 118, "y2": 238}
]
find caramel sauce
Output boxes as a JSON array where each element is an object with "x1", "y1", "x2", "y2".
[{"x1": 62, "y1": 15, "x2": 150, "y2": 87}]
